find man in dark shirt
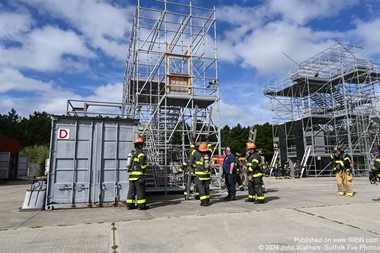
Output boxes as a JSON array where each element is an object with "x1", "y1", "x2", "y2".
[{"x1": 222, "y1": 147, "x2": 236, "y2": 201}]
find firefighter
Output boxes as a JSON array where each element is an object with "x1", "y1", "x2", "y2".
[
  {"x1": 330, "y1": 146, "x2": 353, "y2": 197},
  {"x1": 370, "y1": 152, "x2": 380, "y2": 184},
  {"x1": 284, "y1": 160, "x2": 291, "y2": 179},
  {"x1": 294, "y1": 160, "x2": 301, "y2": 178},
  {"x1": 273, "y1": 142, "x2": 279, "y2": 152},
  {"x1": 180, "y1": 159, "x2": 198, "y2": 200},
  {"x1": 126, "y1": 137, "x2": 149, "y2": 210},
  {"x1": 207, "y1": 143, "x2": 213, "y2": 156},
  {"x1": 257, "y1": 148, "x2": 266, "y2": 192},
  {"x1": 245, "y1": 142, "x2": 265, "y2": 203},
  {"x1": 180, "y1": 142, "x2": 199, "y2": 200},
  {"x1": 191, "y1": 142, "x2": 212, "y2": 206},
  {"x1": 235, "y1": 153, "x2": 245, "y2": 191},
  {"x1": 274, "y1": 161, "x2": 281, "y2": 179}
]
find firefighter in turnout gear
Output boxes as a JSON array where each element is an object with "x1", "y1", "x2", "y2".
[
  {"x1": 245, "y1": 142, "x2": 265, "y2": 203},
  {"x1": 294, "y1": 160, "x2": 301, "y2": 178},
  {"x1": 126, "y1": 137, "x2": 149, "y2": 210},
  {"x1": 330, "y1": 146, "x2": 353, "y2": 197},
  {"x1": 190, "y1": 142, "x2": 212, "y2": 206},
  {"x1": 284, "y1": 160, "x2": 291, "y2": 179},
  {"x1": 370, "y1": 152, "x2": 380, "y2": 184},
  {"x1": 235, "y1": 153, "x2": 245, "y2": 191},
  {"x1": 180, "y1": 159, "x2": 199, "y2": 200},
  {"x1": 185, "y1": 144, "x2": 199, "y2": 200}
]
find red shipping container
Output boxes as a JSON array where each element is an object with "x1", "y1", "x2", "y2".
[{"x1": 0, "y1": 135, "x2": 20, "y2": 153}]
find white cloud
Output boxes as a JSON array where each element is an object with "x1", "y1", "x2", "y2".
[
  {"x1": 0, "y1": 68, "x2": 52, "y2": 92},
  {"x1": 216, "y1": 1, "x2": 375, "y2": 78},
  {"x1": 268, "y1": 0, "x2": 360, "y2": 25},
  {"x1": 0, "y1": 68, "x2": 123, "y2": 117},
  {"x1": 219, "y1": 21, "x2": 340, "y2": 77},
  {"x1": 88, "y1": 82, "x2": 123, "y2": 102},
  {"x1": 0, "y1": 11, "x2": 33, "y2": 40},
  {"x1": 0, "y1": 26, "x2": 95, "y2": 72},
  {"x1": 220, "y1": 99, "x2": 271, "y2": 127},
  {"x1": 23, "y1": 0, "x2": 134, "y2": 60},
  {"x1": 220, "y1": 78, "x2": 272, "y2": 126},
  {"x1": 237, "y1": 23, "x2": 340, "y2": 75},
  {"x1": 350, "y1": 18, "x2": 380, "y2": 56}
]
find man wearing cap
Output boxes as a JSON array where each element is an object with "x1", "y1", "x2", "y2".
[{"x1": 222, "y1": 147, "x2": 236, "y2": 201}]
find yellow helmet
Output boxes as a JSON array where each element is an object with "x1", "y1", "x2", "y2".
[
  {"x1": 246, "y1": 142, "x2": 256, "y2": 150},
  {"x1": 199, "y1": 142, "x2": 208, "y2": 152},
  {"x1": 134, "y1": 137, "x2": 144, "y2": 144}
]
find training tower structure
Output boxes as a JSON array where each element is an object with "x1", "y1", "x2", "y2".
[
  {"x1": 123, "y1": 0, "x2": 220, "y2": 190},
  {"x1": 264, "y1": 43, "x2": 380, "y2": 177}
]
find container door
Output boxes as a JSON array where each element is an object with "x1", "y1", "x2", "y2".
[
  {"x1": 47, "y1": 117, "x2": 135, "y2": 209},
  {"x1": 0, "y1": 152, "x2": 10, "y2": 179},
  {"x1": 47, "y1": 120, "x2": 94, "y2": 208},
  {"x1": 97, "y1": 122, "x2": 133, "y2": 205},
  {"x1": 117, "y1": 124, "x2": 134, "y2": 202},
  {"x1": 17, "y1": 155, "x2": 28, "y2": 177}
]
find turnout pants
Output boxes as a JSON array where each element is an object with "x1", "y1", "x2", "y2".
[
  {"x1": 184, "y1": 174, "x2": 198, "y2": 199},
  {"x1": 126, "y1": 177, "x2": 147, "y2": 208},
  {"x1": 194, "y1": 176, "x2": 210, "y2": 204},
  {"x1": 336, "y1": 170, "x2": 353, "y2": 196},
  {"x1": 247, "y1": 176, "x2": 265, "y2": 202},
  {"x1": 236, "y1": 172, "x2": 244, "y2": 190}
]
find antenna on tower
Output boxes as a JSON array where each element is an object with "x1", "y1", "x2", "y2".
[{"x1": 282, "y1": 52, "x2": 299, "y2": 67}]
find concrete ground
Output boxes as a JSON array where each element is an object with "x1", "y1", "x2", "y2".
[{"x1": 0, "y1": 177, "x2": 380, "y2": 253}]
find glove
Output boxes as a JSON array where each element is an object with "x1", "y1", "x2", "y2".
[{"x1": 247, "y1": 172, "x2": 253, "y2": 181}]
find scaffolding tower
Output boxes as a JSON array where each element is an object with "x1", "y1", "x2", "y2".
[
  {"x1": 264, "y1": 43, "x2": 380, "y2": 177},
  {"x1": 123, "y1": 0, "x2": 221, "y2": 190}
]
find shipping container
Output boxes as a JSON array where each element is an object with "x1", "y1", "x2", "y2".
[
  {"x1": 0, "y1": 152, "x2": 10, "y2": 179},
  {"x1": 0, "y1": 135, "x2": 20, "y2": 153},
  {"x1": 17, "y1": 155, "x2": 28, "y2": 178},
  {"x1": 0, "y1": 152, "x2": 18, "y2": 180},
  {"x1": 46, "y1": 116, "x2": 138, "y2": 209}
]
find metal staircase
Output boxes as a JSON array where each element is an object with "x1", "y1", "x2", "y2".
[{"x1": 269, "y1": 150, "x2": 279, "y2": 177}]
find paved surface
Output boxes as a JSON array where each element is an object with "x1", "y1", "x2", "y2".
[{"x1": 1, "y1": 177, "x2": 380, "y2": 253}]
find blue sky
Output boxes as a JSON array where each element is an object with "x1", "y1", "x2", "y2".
[{"x1": 1, "y1": 0, "x2": 380, "y2": 126}]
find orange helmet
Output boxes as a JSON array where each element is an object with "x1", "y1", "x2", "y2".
[
  {"x1": 134, "y1": 137, "x2": 144, "y2": 144},
  {"x1": 198, "y1": 142, "x2": 208, "y2": 152},
  {"x1": 246, "y1": 142, "x2": 256, "y2": 150}
]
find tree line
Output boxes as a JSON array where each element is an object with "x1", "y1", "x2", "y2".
[
  {"x1": 0, "y1": 109, "x2": 51, "y2": 147},
  {"x1": 220, "y1": 123, "x2": 274, "y2": 161},
  {"x1": 0, "y1": 109, "x2": 274, "y2": 168},
  {"x1": 0, "y1": 109, "x2": 51, "y2": 174}
]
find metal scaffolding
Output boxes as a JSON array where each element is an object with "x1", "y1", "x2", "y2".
[
  {"x1": 123, "y1": 0, "x2": 221, "y2": 190},
  {"x1": 264, "y1": 43, "x2": 380, "y2": 177}
]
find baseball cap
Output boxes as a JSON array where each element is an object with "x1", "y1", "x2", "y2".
[{"x1": 225, "y1": 147, "x2": 231, "y2": 151}]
